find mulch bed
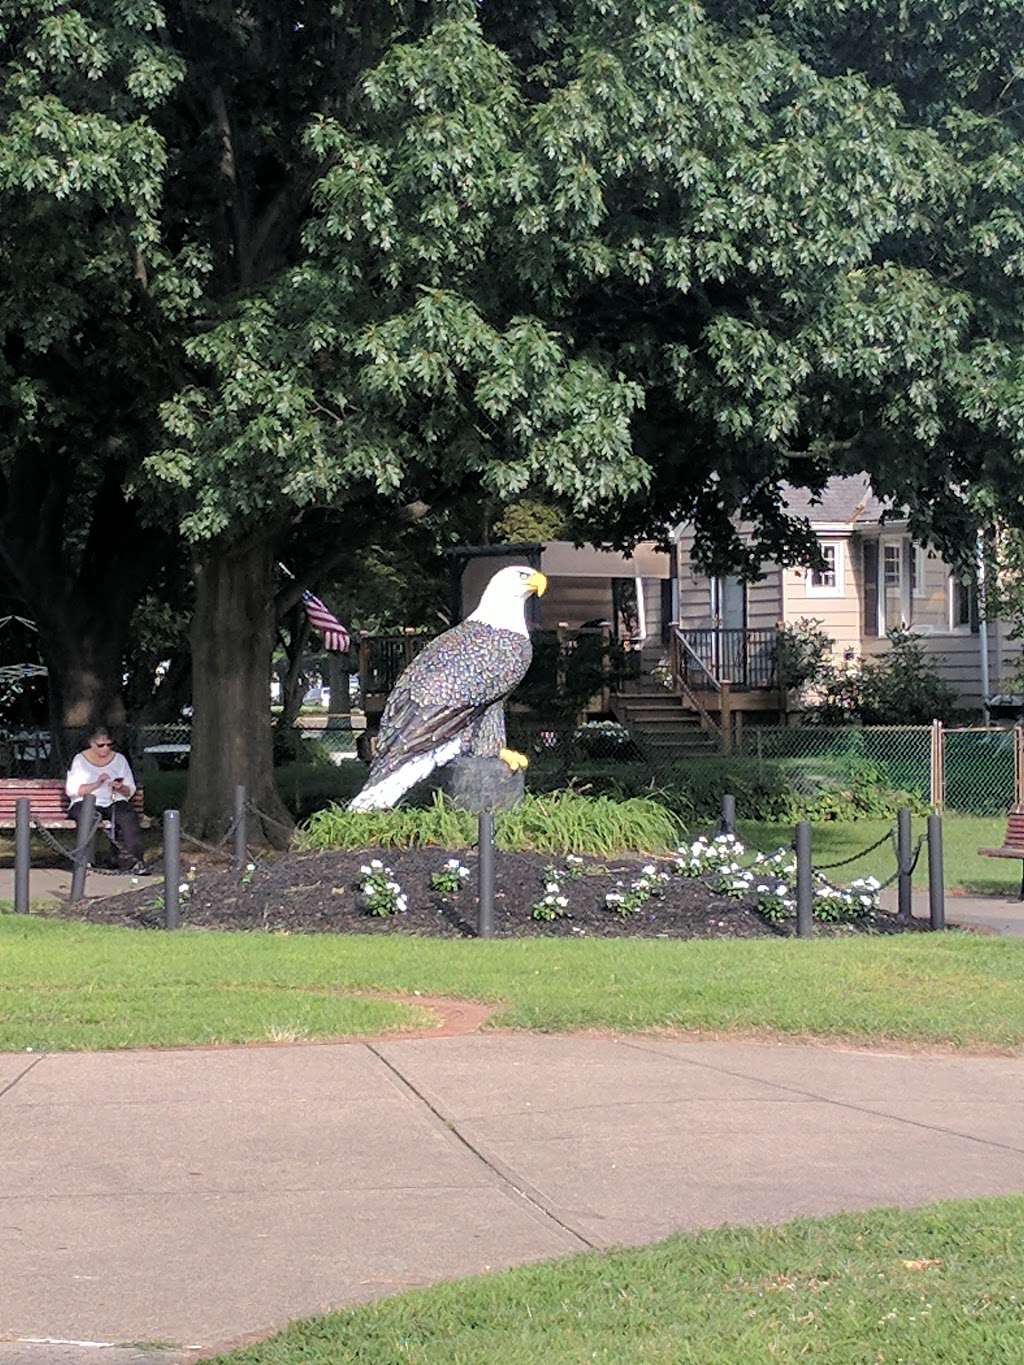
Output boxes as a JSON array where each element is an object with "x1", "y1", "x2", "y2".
[{"x1": 58, "y1": 847, "x2": 928, "y2": 939}]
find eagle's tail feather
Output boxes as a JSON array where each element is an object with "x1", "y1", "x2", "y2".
[{"x1": 348, "y1": 738, "x2": 462, "y2": 812}]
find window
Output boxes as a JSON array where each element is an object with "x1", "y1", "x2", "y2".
[
  {"x1": 883, "y1": 543, "x2": 902, "y2": 588},
  {"x1": 949, "y1": 577, "x2": 979, "y2": 634},
  {"x1": 807, "y1": 542, "x2": 843, "y2": 596}
]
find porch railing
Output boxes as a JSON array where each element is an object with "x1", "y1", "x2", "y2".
[
  {"x1": 675, "y1": 627, "x2": 779, "y2": 691},
  {"x1": 358, "y1": 631, "x2": 432, "y2": 697}
]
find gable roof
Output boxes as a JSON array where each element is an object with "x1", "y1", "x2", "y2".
[{"x1": 781, "y1": 475, "x2": 889, "y2": 525}]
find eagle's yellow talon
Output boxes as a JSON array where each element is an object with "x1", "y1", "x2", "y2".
[{"x1": 500, "y1": 747, "x2": 529, "y2": 771}]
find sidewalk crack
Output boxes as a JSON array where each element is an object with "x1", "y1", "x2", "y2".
[
  {"x1": 615, "y1": 1039, "x2": 1024, "y2": 1158},
  {"x1": 0, "y1": 1055, "x2": 47, "y2": 1104},
  {"x1": 364, "y1": 1043, "x2": 596, "y2": 1252}
]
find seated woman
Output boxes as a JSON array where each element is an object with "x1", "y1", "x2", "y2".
[{"x1": 65, "y1": 727, "x2": 148, "y2": 875}]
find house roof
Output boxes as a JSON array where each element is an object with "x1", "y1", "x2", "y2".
[{"x1": 781, "y1": 475, "x2": 889, "y2": 525}]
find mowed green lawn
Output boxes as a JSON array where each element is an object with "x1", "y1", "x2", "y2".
[
  {"x1": 2, "y1": 913, "x2": 1024, "y2": 1051},
  {"x1": 739, "y1": 814, "x2": 1018, "y2": 895},
  {"x1": 208, "y1": 1195, "x2": 1024, "y2": 1365}
]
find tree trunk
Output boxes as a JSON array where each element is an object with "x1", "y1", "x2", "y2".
[
  {"x1": 40, "y1": 620, "x2": 130, "y2": 773},
  {"x1": 278, "y1": 607, "x2": 311, "y2": 732},
  {"x1": 185, "y1": 539, "x2": 293, "y2": 846},
  {"x1": 325, "y1": 651, "x2": 352, "y2": 728}
]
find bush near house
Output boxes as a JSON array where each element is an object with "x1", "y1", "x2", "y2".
[{"x1": 810, "y1": 630, "x2": 962, "y2": 726}]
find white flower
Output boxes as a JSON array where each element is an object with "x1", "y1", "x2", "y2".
[
  {"x1": 370, "y1": 859, "x2": 383, "y2": 869},
  {"x1": 388, "y1": 881, "x2": 400, "y2": 892},
  {"x1": 642, "y1": 864, "x2": 656, "y2": 875},
  {"x1": 545, "y1": 882, "x2": 560, "y2": 894},
  {"x1": 556, "y1": 896, "x2": 568, "y2": 907},
  {"x1": 396, "y1": 896, "x2": 408, "y2": 911},
  {"x1": 360, "y1": 864, "x2": 371, "y2": 875},
  {"x1": 178, "y1": 883, "x2": 189, "y2": 895},
  {"x1": 246, "y1": 861, "x2": 256, "y2": 872}
]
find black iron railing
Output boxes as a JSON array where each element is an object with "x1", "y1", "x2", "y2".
[
  {"x1": 358, "y1": 632, "x2": 432, "y2": 697},
  {"x1": 676, "y1": 628, "x2": 779, "y2": 691}
]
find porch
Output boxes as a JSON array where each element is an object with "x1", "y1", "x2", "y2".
[{"x1": 356, "y1": 624, "x2": 785, "y2": 756}]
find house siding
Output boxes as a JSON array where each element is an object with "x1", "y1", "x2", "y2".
[
  {"x1": 674, "y1": 526, "x2": 782, "y2": 628},
  {"x1": 782, "y1": 535, "x2": 861, "y2": 661}
]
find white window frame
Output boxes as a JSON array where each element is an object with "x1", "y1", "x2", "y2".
[
  {"x1": 806, "y1": 540, "x2": 844, "y2": 598},
  {"x1": 882, "y1": 542, "x2": 902, "y2": 590}
]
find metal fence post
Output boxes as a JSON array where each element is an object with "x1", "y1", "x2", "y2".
[
  {"x1": 896, "y1": 807, "x2": 912, "y2": 923},
  {"x1": 14, "y1": 797, "x2": 30, "y2": 915},
  {"x1": 478, "y1": 810, "x2": 495, "y2": 939},
  {"x1": 795, "y1": 820, "x2": 812, "y2": 939},
  {"x1": 69, "y1": 793, "x2": 96, "y2": 907},
  {"x1": 720, "y1": 793, "x2": 736, "y2": 836},
  {"x1": 164, "y1": 809, "x2": 181, "y2": 930},
  {"x1": 927, "y1": 812, "x2": 945, "y2": 931},
  {"x1": 930, "y1": 719, "x2": 945, "y2": 810},
  {"x1": 233, "y1": 784, "x2": 247, "y2": 872}
]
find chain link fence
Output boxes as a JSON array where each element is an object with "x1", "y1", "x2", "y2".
[{"x1": 2, "y1": 717, "x2": 1020, "y2": 818}]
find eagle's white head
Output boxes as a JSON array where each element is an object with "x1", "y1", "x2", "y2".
[{"x1": 467, "y1": 564, "x2": 547, "y2": 636}]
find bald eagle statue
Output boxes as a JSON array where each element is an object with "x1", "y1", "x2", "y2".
[{"x1": 348, "y1": 564, "x2": 547, "y2": 811}]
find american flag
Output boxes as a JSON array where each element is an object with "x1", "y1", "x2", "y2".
[{"x1": 302, "y1": 590, "x2": 350, "y2": 652}]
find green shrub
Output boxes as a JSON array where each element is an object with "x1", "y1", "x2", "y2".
[
  {"x1": 811, "y1": 630, "x2": 962, "y2": 725},
  {"x1": 297, "y1": 789, "x2": 683, "y2": 854},
  {"x1": 558, "y1": 755, "x2": 925, "y2": 825}
]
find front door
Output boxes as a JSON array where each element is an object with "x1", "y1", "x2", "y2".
[
  {"x1": 711, "y1": 576, "x2": 747, "y2": 682},
  {"x1": 713, "y1": 575, "x2": 747, "y2": 631}
]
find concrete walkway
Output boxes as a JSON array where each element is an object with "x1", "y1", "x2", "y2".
[
  {"x1": 1, "y1": 1034, "x2": 1023, "y2": 1363},
  {"x1": 880, "y1": 886, "x2": 1024, "y2": 936},
  {"x1": 0, "y1": 866, "x2": 161, "y2": 903}
]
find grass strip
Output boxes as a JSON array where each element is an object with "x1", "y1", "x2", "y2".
[
  {"x1": 207, "y1": 1194, "x2": 1024, "y2": 1364},
  {"x1": 2, "y1": 915, "x2": 1024, "y2": 1051}
]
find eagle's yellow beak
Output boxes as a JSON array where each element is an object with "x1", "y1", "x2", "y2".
[{"x1": 527, "y1": 570, "x2": 547, "y2": 597}]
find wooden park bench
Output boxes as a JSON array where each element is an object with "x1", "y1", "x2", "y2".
[
  {"x1": 979, "y1": 803, "x2": 1024, "y2": 899},
  {"x1": 0, "y1": 778, "x2": 146, "y2": 830}
]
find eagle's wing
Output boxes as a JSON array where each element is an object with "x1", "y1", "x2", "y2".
[
  {"x1": 350, "y1": 622, "x2": 531, "y2": 809},
  {"x1": 371, "y1": 623, "x2": 527, "y2": 774}
]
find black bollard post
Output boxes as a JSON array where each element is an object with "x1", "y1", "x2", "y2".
[
  {"x1": 234, "y1": 784, "x2": 247, "y2": 873},
  {"x1": 795, "y1": 819, "x2": 813, "y2": 939},
  {"x1": 721, "y1": 793, "x2": 736, "y2": 837},
  {"x1": 69, "y1": 793, "x2": 96, "y2": 907},
  {"x1": 927, "y1": 812, "x2": 945, "y2": 931},
  {"x1": 163, "y1": 809, "x2": 181, "y2": 930},
  {"x1": 14, "y1": 797, "x2": 30, "y2": 915},
  {"x1": 897, "y1": 808, "x2": 912, "y2": 922},
  {"x1": 478, "y1": 810, "x2": 495, "y2": 939}
]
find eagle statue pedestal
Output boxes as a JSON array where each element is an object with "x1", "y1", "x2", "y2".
[{"x1": 443, "y1": 757, "x2": 525, "y2": 813}]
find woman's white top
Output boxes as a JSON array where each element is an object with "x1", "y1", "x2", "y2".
[{"x1": 65, "y1": 752, "x2": 137, "y2": 808}]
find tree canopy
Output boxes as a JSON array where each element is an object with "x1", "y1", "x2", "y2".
[{"x1": 4, "y1": 0, "x2": 1024, "y2": 814}]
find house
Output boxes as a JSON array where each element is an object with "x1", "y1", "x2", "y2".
[
  {"x1": 674, "y1": 474, "x2": 1003, "y2": 714},
  {"x1": 357, "y1": 478, "x2": 1004, "y2": 749}
]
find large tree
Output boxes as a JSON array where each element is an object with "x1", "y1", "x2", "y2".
[
  {"x1": 0, "y1": 0, "x2": 186, "y2": 748},
  {"x1": 7, "y1": 1, "x2": 1024, "y2": 831}
]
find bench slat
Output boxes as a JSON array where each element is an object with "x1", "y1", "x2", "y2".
[{"x1": 0, "y1": 778, "x2": 145, "y2": 829}]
